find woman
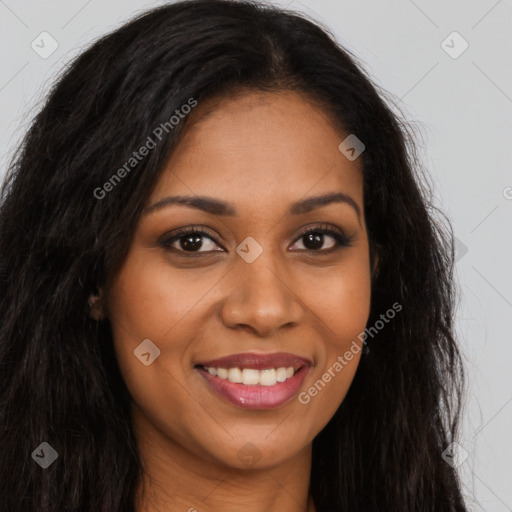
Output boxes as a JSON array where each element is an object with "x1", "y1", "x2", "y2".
[{"x1": 0, "y1": 1, "x2": 468, "y2": 510}]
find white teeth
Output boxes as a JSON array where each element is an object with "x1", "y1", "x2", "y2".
[
  {"x1": 242, "y1": 369, "x2": 260, "y2": 385},
  {"x1": 228, "y1": 367, "x2": 243, "y2": 383},
  {"x1": 276, "y1": 367, "x2": 288, "y2": 382},
  {"x1": 217, "y1": 368, "x2": 229, "y2": 380},
  {"x1": 205, "y1": 366, "x2": 296, "y2": 385},
  {"x1": 260, "y1": 369, "x2": 277, "y2": 386}
]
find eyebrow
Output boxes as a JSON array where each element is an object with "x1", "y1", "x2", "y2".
[{"x1": 144, "y1": 192, "x2": 361, "y2": 219}]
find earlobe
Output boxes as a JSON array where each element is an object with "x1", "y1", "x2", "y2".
[{"x1": 87, "y1": 288, "x2": 106, "y2": 320}]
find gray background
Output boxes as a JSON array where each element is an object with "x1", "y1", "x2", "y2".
[{"x1": 1, "y1": 1, "x2": 511, "y2": 509}]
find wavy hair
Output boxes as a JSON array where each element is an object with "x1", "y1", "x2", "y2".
[{"x1": 0, "y1": 1, "x2": 467, "y2": 510}]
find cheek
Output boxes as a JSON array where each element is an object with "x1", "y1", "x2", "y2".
[
  {"x1": 308, "y1": 255, "x2": 372, "y2": 342},
  {"x1": 296, "y1": 256, "x2": 371, "y2": 429},
  {"x1": 106, "y1": 250, "x2": 218, "y2": 340},
  {"x1": 104, "y1": 256, "x2": 192, "y2": 404}
]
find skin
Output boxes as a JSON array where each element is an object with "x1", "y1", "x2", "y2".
[{"x1": 101, "y1": 90, "x2": 372, "y2": 512}]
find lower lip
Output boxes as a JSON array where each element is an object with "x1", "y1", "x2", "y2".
[{"x1": 197, "y1": 366, "x2": 309, "y2": 409}]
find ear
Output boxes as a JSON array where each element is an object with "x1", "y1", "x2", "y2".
[{"x1": 87, "y1": 287, "x2": 106, "y2": 320}]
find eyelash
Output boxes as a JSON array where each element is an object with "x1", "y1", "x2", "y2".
[{"x1": 159, "y1": 224, "x2": 353, "y2": 256}]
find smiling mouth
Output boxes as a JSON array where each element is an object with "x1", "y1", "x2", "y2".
[
  {"x1": 194, "y1": 352, "x2": 312, "y2": 409},
  {"x1": 195, "y1": 365, "x2": 299, "y2": 386}
]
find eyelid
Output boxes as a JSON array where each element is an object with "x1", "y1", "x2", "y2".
[
  {"x1": 289, "y1": 223, "x2": 353, "y2": 252},
  {"x1": 291, "y1": 223, "x2": 347, "y2": 241},
  {"x1": 159, "y1": 223, "x2": 353, "y2": 254},
  {"x1": 159, "y1": 226, "x2": 225, "y2": 251}
]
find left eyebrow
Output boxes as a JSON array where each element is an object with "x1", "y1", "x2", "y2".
[
  {"x1": 144, "y1": 191, "x2": 361, "y2": 221},
  {"x1": 288, "y1": 192, "x2": 361, "y2": 219}
]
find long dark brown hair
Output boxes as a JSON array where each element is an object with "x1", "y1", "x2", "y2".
[{"x1": 0, "y1": 1, "x2": 467, "y2": 510}]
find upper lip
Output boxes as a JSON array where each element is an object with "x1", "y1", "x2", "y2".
[{"x1": 195, "y1": 352, "x2": 313, "y2": 371}]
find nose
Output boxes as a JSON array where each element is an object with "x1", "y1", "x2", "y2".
[{"x1": 219, "y1": 250, "x2": 305, "y2": 337}]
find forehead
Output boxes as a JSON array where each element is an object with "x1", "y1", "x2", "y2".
[{"x1": 150, "y1": 90, "x2": 363, "y2": 207}]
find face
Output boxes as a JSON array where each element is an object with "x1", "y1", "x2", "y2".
[{"x1": 104, "y1": 90, "x2": 372, "y2": 470}]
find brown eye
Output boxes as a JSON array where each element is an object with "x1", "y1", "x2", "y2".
[
  {"x1": 290, "y1": 225, "x2": 353, "y2": 253},
  {"x1": 160, "y1": 228, "x2": 224, "y2": 253}
]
